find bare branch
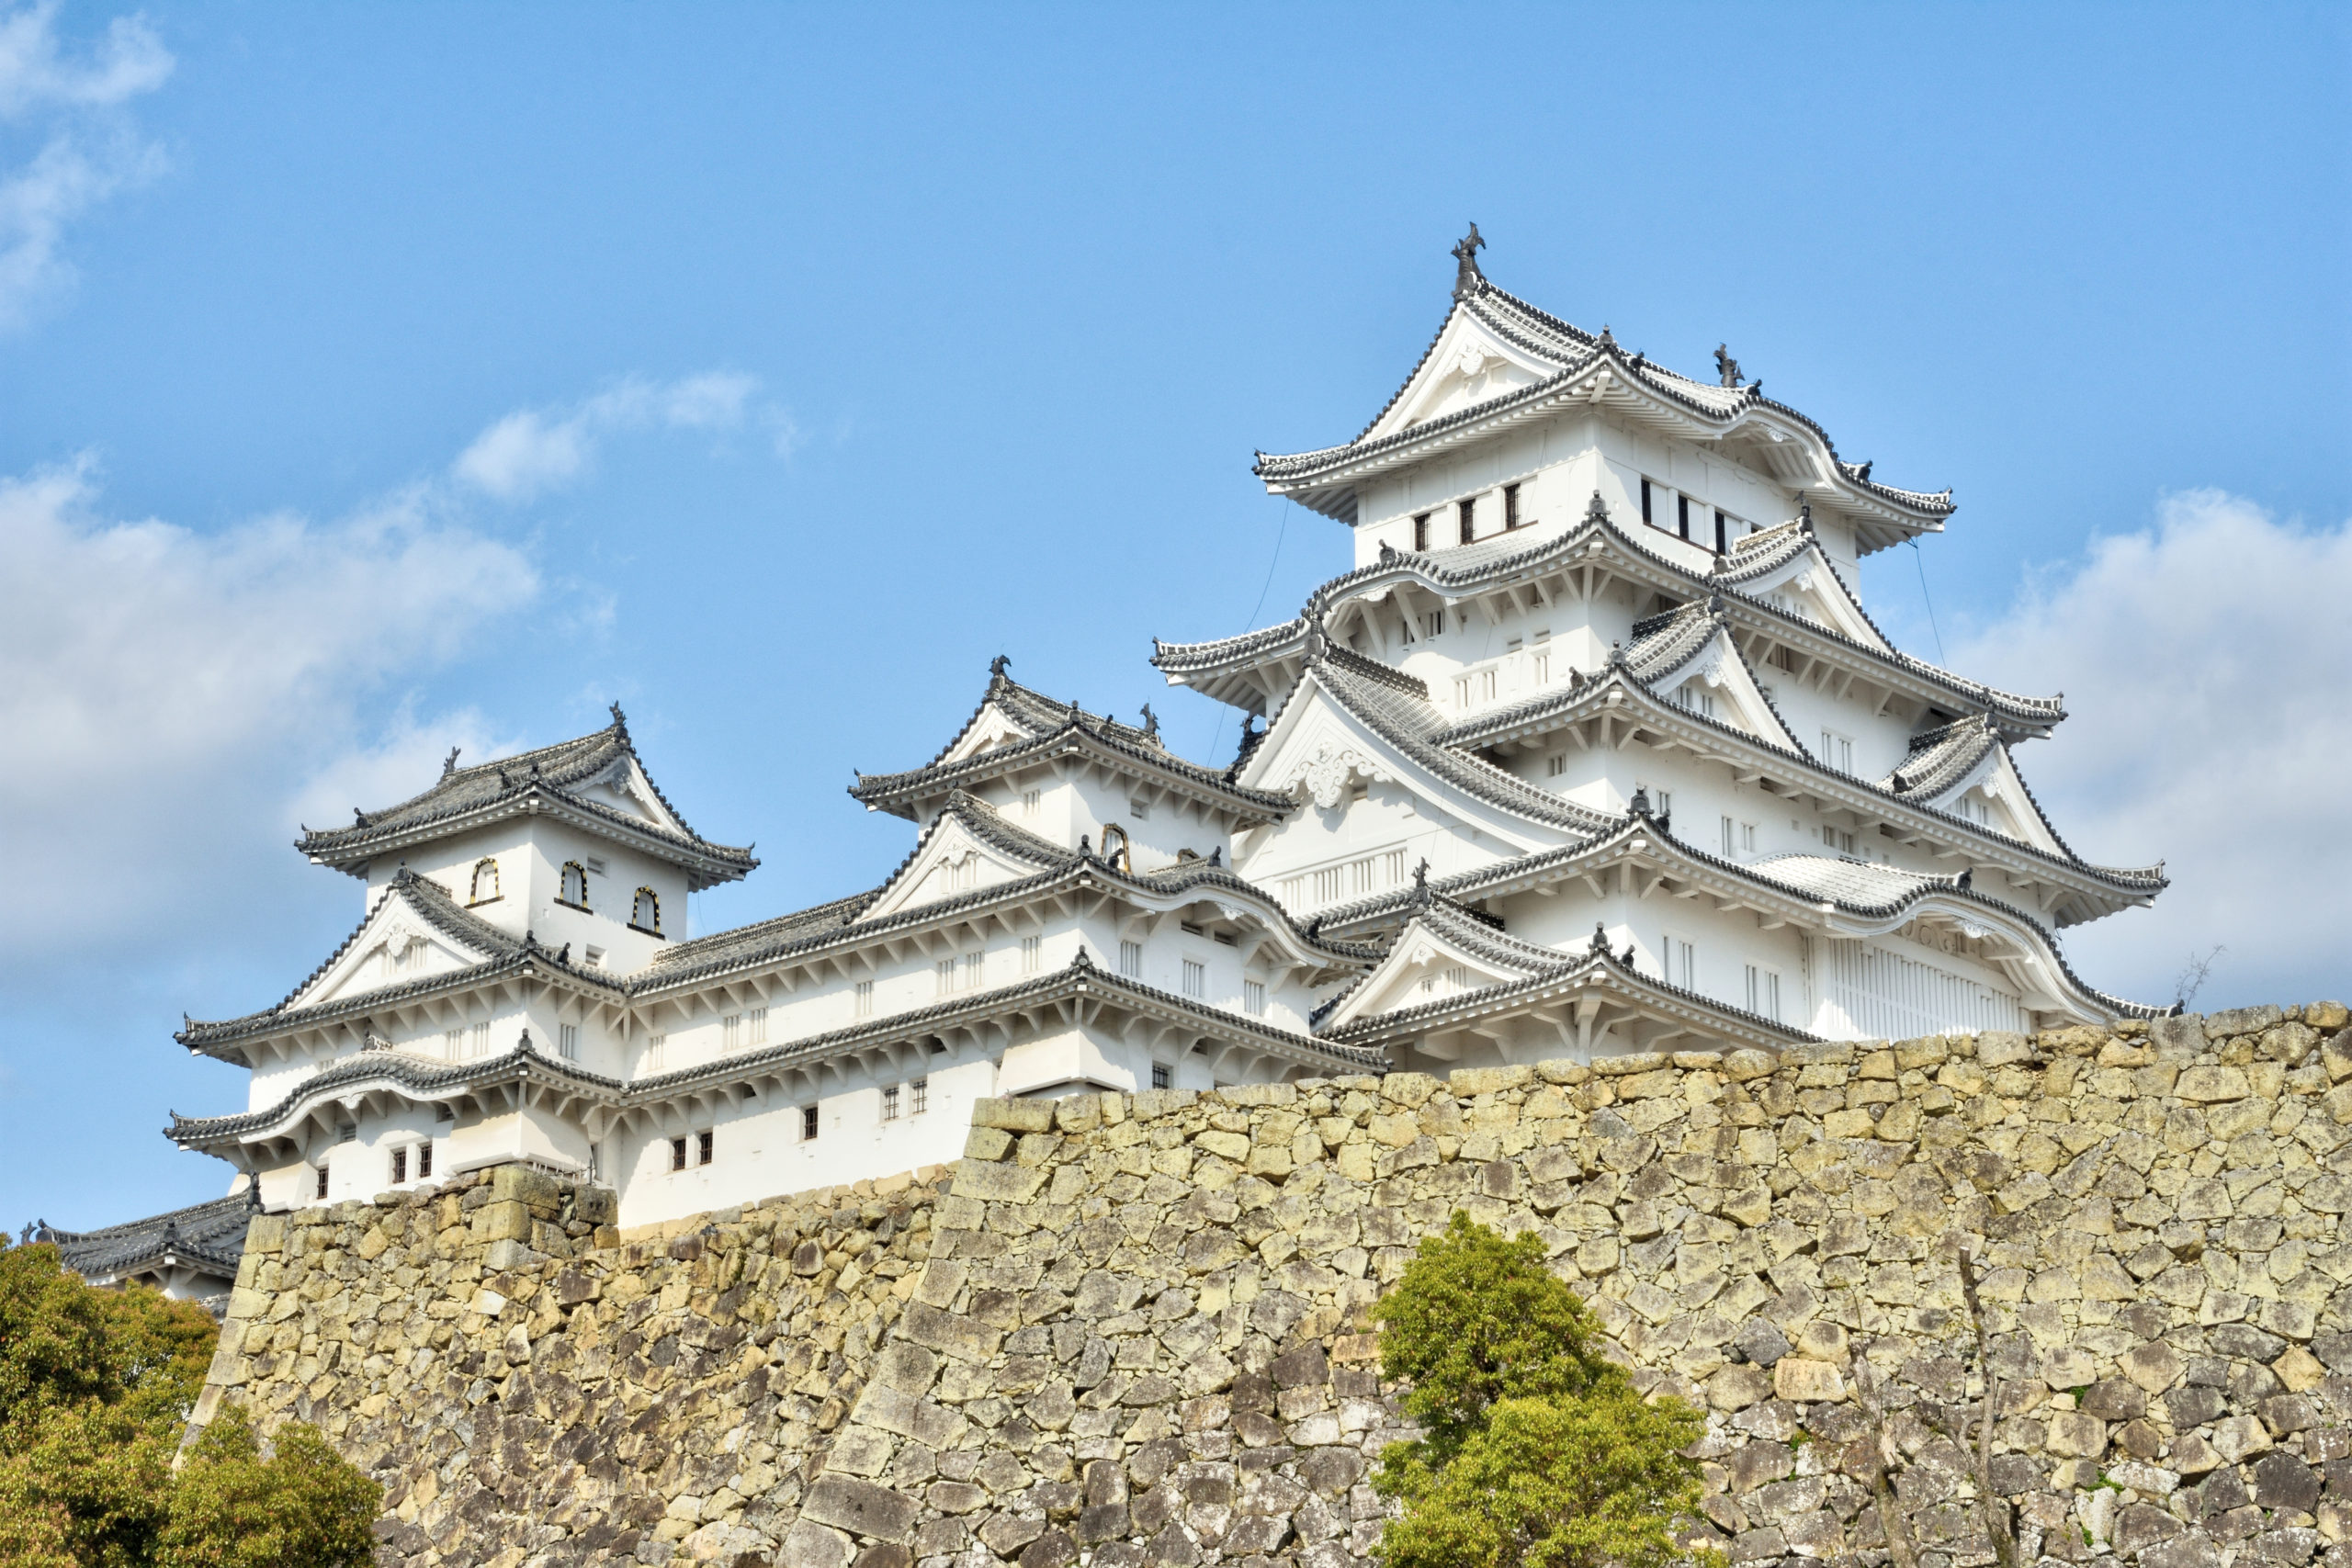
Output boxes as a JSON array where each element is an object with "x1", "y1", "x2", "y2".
[{"x1": 1953, "y1": 1244, "x2": 2019, "y2": 1568}]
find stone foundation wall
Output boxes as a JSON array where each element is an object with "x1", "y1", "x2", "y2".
[{"x1": 198, "y1": 1002, "x2": 2352, "y2": 1568}]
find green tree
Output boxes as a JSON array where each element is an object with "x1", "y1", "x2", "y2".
[
  {"x1": 1371, "y1": 1213, "x2": 1713, "y2": 1568},
  {"x1": 0, "y1": 1235, "x2": 380, "y2": 1568},
  {"x1": 157, "y1": 1405, "x2": 381, "y2": 1568}
]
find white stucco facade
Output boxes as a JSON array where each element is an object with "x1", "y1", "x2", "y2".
[{"x1": 170, "y1": 240, "x2": 2164, "y2": 1228}]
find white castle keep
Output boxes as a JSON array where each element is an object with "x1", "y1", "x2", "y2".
[{"x1": 171, "y1": 234, "x2": 2165, "y2": 1230}]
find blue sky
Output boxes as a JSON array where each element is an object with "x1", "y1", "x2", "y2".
[{"x1": 2, "y1": 2, "x2": 2345, "y2": 1229}]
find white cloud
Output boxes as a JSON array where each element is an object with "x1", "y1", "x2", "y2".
[
  {"x1": 0, "y1": 2, "x2": 171, "y2": 115},
  {"x1": 1951, "y1": 490, "x2": 2352, "y2": 1011},
  {"x1": 0, "y1": 3, "x2": 172, "y2": 330},
  {"x1": 453, "y1": 370, "x2": 782, "y2": 502},
  {"x1": 0, "y1": 460, "x2": 539, "y2": 955}
]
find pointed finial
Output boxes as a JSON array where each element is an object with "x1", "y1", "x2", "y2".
[
  {"x1": 1209, "y1": 845, "x2": 1222, "y2": 866},
  {"x1": 1413, "y1": 857, "x2": 1429, "y2": 890},
  {"x1": 1955, "y1": 867, "x2": 1973, "y2": 891},
  {"x1": 1590, "y1": 921, "x2": 1610, "y2": 954},
  {"x1": 353, "y1": 807, "x2": 368, "y2": 826},
  {"x1": 1855, "y1": 459, "x2": 1873, "y2": 483},
  {"x1": 608, "y1": 700, "x2": 627, "y2": 732},
  {"x1": 1451, "y1": 222, "x2": 1486, "y2": 299},
  {"x1": 1714, "y1": 344, "x2": 1743, "y2": 389},
  {"x1": 989, "y1": 654, "x2": 1011, "y2": 683},
  {"x1": 1631, "y1": 786, "x2": 1651, "y2": 818},
  {"x1": 1598, "y1": 324, "x2": 1617, "y2": 352},
  {"x1": 1797, "y1": 499, "x2": 1814, "y2": 533},
  {"x1": 1584, "y1": 491, "x2": 1610, "y2": 526},
  {"x1": 1140, "y1": 702, "x2": 1159, "y2": 739},
  {"x1": 1889, "y1": 771, "x2": 1907, "y2": 793},
  {"x1": 1620, "y1": 941, "x2": 1635, "y2": 966},
  {"x1": 1307, "y1": 916, "x2": 1323, "y2": 939},
  {"x1": 443, "y1": 746, "x2": 462, "y2": 776},
  {"x1": 1304, "y1": 614, "x2": 1328, "y2": 662},
  {"x1": 1379, "y1": 539, "x2": 1396, "y2": 561}
]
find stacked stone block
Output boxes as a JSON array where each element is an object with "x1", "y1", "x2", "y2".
[{"x1": 196, "y1": 1002, "x2": 2352, "y2": 1568}]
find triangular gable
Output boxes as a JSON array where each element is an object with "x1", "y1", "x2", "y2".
[
  {"x1": 929, "y1": 699, "x2": 1046, "y2": 770},
  {"x1": 858, "y1": 804, "x2": 1065, "y2": 923},
  {"x1": 1359, "y1": 302, "x2": 1573, "y2": 446},
  {"x1": 1235, "y1": 670, "x2": 1566, "y2": 854},
  {"x1": 1648, "y1": 627, "x2": 1804, "y2": 752},
  {"x1": 567, "y1": 752, "x2": 690, "y2": 834},
  {"x1": 1914, "y1": 742, "x2": 2067, "y2": 857},
  {"x1": 1729, "y1": 542, "x2": 1889, "y2": 651},
  {"x1": 288, "y1": 882, "x2": 507, "y2": 1010},
  {"x1": 1320, "y1": 910, "x2": 1556, "y2": 1032}
]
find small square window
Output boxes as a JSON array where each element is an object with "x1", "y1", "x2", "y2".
[
  {"x1": 670, "y1": 1136, "x2": 687, "y2": 1172},
  {"x1": 802, "y1": 1105, "x2": 820, "y2": 1142},
  {"x1": 1129, "y1": 797, "x2": 1149, "y2": 820},
  {"x1": 1150, "y1": 1063, "x2": 1172, "y2": 1090},
  {"x1": 696, "y1": 1130, "x2": 713, "y2": 1166}
]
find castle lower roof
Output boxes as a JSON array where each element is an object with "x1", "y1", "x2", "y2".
[{"x1": 30, "y1": 1190, "x2": 255, "y2": 1284}]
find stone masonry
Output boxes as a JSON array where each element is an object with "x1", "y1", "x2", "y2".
[{"x1": 192, "y1": 1002, "x2": 2352, "y2": 1568}]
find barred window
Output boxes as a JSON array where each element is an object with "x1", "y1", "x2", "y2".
[
  {"x1": 910, "y1": 1077, "x2": 928, "y2": 1115},
  {"x1": 1151, "y1": 1063, "x2": 1172, "y2": 1090},
  {"x1": 801, "y1": 1105, "x2": 820, "y2": 1141},
  {"x1": 882, "y1": 1084, "x2": 900, "y2": 1121}
]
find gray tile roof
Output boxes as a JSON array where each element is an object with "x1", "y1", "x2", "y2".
[
  {"x1": 295, "y1": 707, "x2": 755, "y2": 884},
  {"x1": 1252, "y1": 281, "x2": 1953, "y2": 523},
  {"x1": 1881, "y1": 717, "x2": 2001, "y2": 799},
  {"x1": 30, "y1": 1190, "x2": 255, "y2": 1283},
  {"x1": 175, "y1": 871, "x2": 610, "y2": 1055},
  {"x1": 1305, "y1": 648, "x2": 1620, "y2": 837},
  {"x1": 853, "y1": 668, "x2": 1290, "y2": 820},
  {"x1": 170, "y1": 953, "x2": 1385, "y2": 1148},
  {"x1": 1157, "y1": 509, "x2": 2064, "y2": 734}
]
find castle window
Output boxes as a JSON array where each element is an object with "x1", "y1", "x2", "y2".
[
  {"x1": 645, "y1": 1033, "x2": 666, "y2": 1071},
  {"x1": 670, "y1": 1136, "x2": 687, "y2": 1172},
  {"x1": 1099, "y1": 823, "x2": 1131, "y2": 873},
  {"x1": 1722, "y1": 816, "x2": 1737, "y2": 856},
  {"x1": 1119, "y1": 941, "x2": 1143, "y2": 979},
  {"x1": 1151, "y1": 1062, "x2": 1172, "y2": 1090},
  {"x1": 469, "y1": 858, "x2": 501, "y2": 905},
  {"x1": 1713, "y1": 509, "x2": 1728, "y2": 553},
  {"x1": 1129, "y1": 796, "x2": 1149, "y2": 820},
  {"x1": 696, "y1": 1130, "x2": 713, "y2": 1166},
  {"x1": 935, "y1": 958, "x2": 956, "y2": 998},
  {"x1": 910, "y1": 1077, "x2": 928, "y2": 1115},
  {"x1": 314, "y1": 1165, "x2": 329, "y2": 1201},
  {"x1": 560, "y1": 861, "x2": 589, "y2": 908},
  {"x1": 1505, "y1": 483, "x2": 1522, "y2": 529},
  {"x1": 1745, "y1": 964, "x2": 1781, "y2": 1021},
  {"x1": 469, "y1": 1021, "x2": 490, "y2": 1057},
  {"x1": 1420, "y1": 610, "x2": 1444, "y2": 639},
  {"x1": 583, "y1": 946, "x2": 605, "y2": 969},
  {"x1": 1412, "y1": 513, "x2": 1430, "y2": 551},
  {"x1": 558, "y1": 1022, "x2": 579, "y2": 1060},
  {"x1": 1182, "y1": 959, "x2": 1205, "y2": 999},
  {"x1": 1243, "y1": 979, "x2": 1266, "y2": 1016},
  {"x1": 801, "y1": 1105, "x2": 820, "y2": 1141},
  {"x1": 630, "y1": 887, "x2": 662, "y2": 935},
  {"x1": 1457, "y1": 498, "x2": 1476, "y2": 545},
  {"x1": 882, "y1": 1084, "x2": 900, "y2": 1121},
  {"x1": 1662, "y1": 935, "x2": 1698, "y2": 989},
  {"x1": 1818, "y1": 729, "x2": 1854, "y2": 775},
  {"x1": 854, "y1": 980, "x2": 875, "y2": 1017},
  {"x1": 1022, "y1": 789, "x2": 1042, "y2": 820},
  {"x1": 748, "y1": 1007, "x2": 767, "y2": 1045},
  {"x1": 965, "y1": 952, "x2": 983, "y2": 989},
  {"x1": 445, "y1": 1028, "x2": 463, "y2": 1058},
  {"x1": 1639, "y1": 479, "x2": 1652, "y2": 525},
  {"x1": 1546, "y1": 753, "x2": 1566, "y2": 778},
  {"x1": 1021, "y1": 935, "x2": 1041, "y2": 974},
  {"x1": 390, "y1": 1146, "x2": 408, "y2": 1184},
  {"x1": 722, "y1": 1013, "x2": 741, "y2": 1050},
  {"x1": 1678, "y1": 494, "x2": 1691, "y2": 540}
]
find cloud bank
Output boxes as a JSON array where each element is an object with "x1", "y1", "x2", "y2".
[
  {"x1": 0, "y1": 1, "x2": 172, "y2": 330},
  {"x1": 1951, "y1": 490, "x2": 2352, "y2": 1010},
  {"x1": 454, "y1": 371, "x2": 797, "y2": 502},
  {"x1": 0, "y1": 461, "x2": 537, "y2": 956}
]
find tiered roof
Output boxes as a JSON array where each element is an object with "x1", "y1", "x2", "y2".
[
  {"x1": 1156, "y1": 504, "x2": 2065, "y2": 737},
  {"x1": 29, "y1": 1191, "x2": 256, "y2": 1291},
  {"x1": 297, "y1": 707, "x2": 756, "y2": 888},
  {"x1": 1251, "y1": 272, "x2": 1951, "y2": 553},
  {"x1": 852, "y1": 664, "x2": 1290, "y2": 824}
]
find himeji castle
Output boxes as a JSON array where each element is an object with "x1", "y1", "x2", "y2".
[{"x1": 166, "y1": 231, "x2": 2165, "y2": 1231}]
